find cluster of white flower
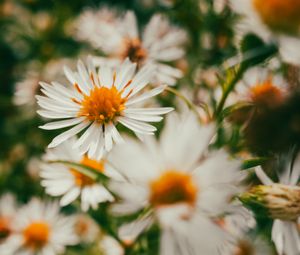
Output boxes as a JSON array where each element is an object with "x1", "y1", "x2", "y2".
[{"x1": 7, "y1": 1, "x2": 300, "y2": 255}]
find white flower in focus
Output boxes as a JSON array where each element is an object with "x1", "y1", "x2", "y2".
[
  {"x1": 40, "y1": 138, "x2": 115, "y2": 211},
  {"x1": 76, "y1": 9, "x2": 187, "y2": 85},
  {"x1": 0, "y1": 194, "x2": 17, "y2": 246},
  {"x1": 109, "y1": 112, "x2": 243, "y2": 255},
  {"x1": 2, "y1": 198, "x2": 78, "y2": 255},
  {"x1": 37, "y1": 58, "x2": 172, "y2": 157},
  {"x1": 254, "y1": 151, "x2": 300, "y2": 255},
  {"x1": 230, "y1": 0, "x2": 300, "y2": 65}
]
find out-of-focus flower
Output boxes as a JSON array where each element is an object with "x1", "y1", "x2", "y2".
[
  {"x1": 13, "y1": 59, "x2": 73, "y2": 113},
  {"x1": 241, "y1": 151, "x2": 300, "y2": 255},
  {"x1": 0, "y1": 194, "x2": 17, "y2": 245},
  {"x1": 75, "y1": 9, "x2": 187, "y2": 85},
  {"x1": 99, "y1": 235, "x2": 124, "y2": 255},
  {"x1": 74, "y1": 214, "x2": 100, "y2": 243},
  {"x1": 230, "y1": 0, "x2": 300, "y2": 65},
  {"x1": 37, "y1": 58, "x2": 172, "y2": 157},
  {"x1": 109, "y1": 111, "x2": 243, "y2": 254},
  {"x1": 220, "y1": 203, "x2": 273, "y2": 255},
  {"x1": 214, "y1": 67, "x2": 288, "y2": 111},
  {"x1": 2, "y1": 198, "x2": 78, "y2": 255},
  {"x1": 235, "y1": 67, "x2": 288, "y2": 108},
  {"x1": 40, "y1": 138, "x2": 116, "y2": 211},
  {"x1": 26, "y1": 157, "x2": 42, "y2": 180}
]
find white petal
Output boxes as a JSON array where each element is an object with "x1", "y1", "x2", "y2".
[
  {"x1": 118, "y1": 117, "x2": 156, "y2": 134},
  {"x1": 124, "y1": 113, "x2": 163, "y2": 122},
  {"x1": 48, "y1": 121, "x2": 90, "y2": 148},
  {"x1": 37, "y1": 110, "x2": 76, "y2": 119},
  {"x1": 124, "y1": 107, "x2": 173, "y2": 115},
  {"x1": 126, "y1": 86, "x2": 166, "y2": 106},
  {"x1": 39, "y1": 117, "x2": 85, "y2": 130},
  {"x1": 60, "y1": 187, "x2": 81, "y2": 206},
  {"x1": 255, "y1": 166, "x2": 274, "y2": 185}
]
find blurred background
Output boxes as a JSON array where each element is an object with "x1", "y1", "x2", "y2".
[{"x1": 0, "y1": 0, "x2": 236, "y2": 201}]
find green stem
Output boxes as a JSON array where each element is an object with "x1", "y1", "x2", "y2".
[
  {"x1": 215, "y1": 66, "x2": 245, "y2": 119},
  {"x1": 165, "y1": 87, "x2": 209, "y2": 122}
]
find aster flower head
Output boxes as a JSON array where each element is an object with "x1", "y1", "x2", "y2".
[
  {"x1": 40, "y1": 138, "x2": 116, "y2": 211},
  {"x1": 2, "y1": 198, "x2": 78, "y2": 255},
  {"x1": 74, "y1": 214, "x2": 100, "y2": 243},
  {"x1": 109, "y1": 111, "x2": 243, "y2": 254},
  {"x1": 230, "y1": 0, "x2": 300, "y2": 65},
  {"x1": 76, "y1": 8, "x2": 187, "y2": 85},
  {"x1": 37, "y1": 58, "x2": 172, "y2": 159},
  {"x1": 0, "y1": 194, "x2": 17, "y2": 244},
  {"x1": 242, "y1": 150, "x2": 300, "y2": 255},
  {"x1": 236, "y1": 67, "x2": 288, "y2": 108}
]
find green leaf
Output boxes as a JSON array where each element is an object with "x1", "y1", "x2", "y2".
[
  {"x1": 48, "y1": 160, "x2": 109, "y2": 183},
  {"x1": 240, "y1": 33, "x2": 278, "y2": 68},
  {"x1": 221, "y1": 101, "x2": 253, "y2": 119},
  {"x1": 241, "y1": 157, "x2": 269, "y2": 170}
]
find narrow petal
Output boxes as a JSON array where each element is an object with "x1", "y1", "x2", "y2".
[
  {"x1": 39, "y1": 117, "x2": 85, "y2": 130},
  {"x1": 48, "y1": 121, "x2": 90, "y2": 148}
]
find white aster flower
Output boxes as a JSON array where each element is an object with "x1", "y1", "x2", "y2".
[
  {"x1": 37, "y1": 58, "x2": 172, "y2": 158},
  {"x1": 109, "y1": 111, "x2": 243, "y2": 255},
  {"x1": 99, "y1": 235, "x2": 124, "y2": 255},
  {"x1": 215, "y1": 67, "x2": 288, "y2": 110},
  {"x1": 0, "y1": 194, "x2": 17, "y2": 245},
  {"x1": 14, "y1": 59, "x2": 73, "y2": 109},
  {"x1": 76, "y1": 9, "x2": 187, "y2": 85},
  {"x1": 40, "y1": 138, "x2": 116, "y2": 211},
  {"x1": 74, "y1": 214, "x2": 100, "y2": 243},
  {"x1": 254, "y1": 151, "x2": 300, "y2": 255},
  {"x1": 230, "y1": 0, "x2": 300, "y2": 65},
  {"x1": 220, "y1": 203, "x2": 273, "y2": 255},
  {"x1": 235, "y1": 67, "x2": 288, "y2": 107},
  {"x1": 2, "y1": 198, "x2": 78, "y2": 255}
]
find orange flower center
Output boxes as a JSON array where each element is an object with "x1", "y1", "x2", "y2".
[
  {"x1": 121, "y1": 38, "x2": 147, "y2": 65},
  {"x1": 77, "y1": 86, "x2": 127, "y2": 124},
  {"x1": 23, "y1": 221, "x2": 50, "y2": 250},
  {"x1": 149, "y1": 170, "x2": 198, "y2": 207},
  {"x1": 252, "y1": 0, "x2": 300, "y2": 34},
  {"x1": 0, "y1": 217, "x2": 11, "y2": 241},
  {"x1": 250, "y1": 79, "x2": 284, "y2": 107},
  {"x1": 234, "y1": 240, "x2": 254, "y2": 255},
  {"x1": 70, "y1": 156, "x2": 105, "y2": 187}
]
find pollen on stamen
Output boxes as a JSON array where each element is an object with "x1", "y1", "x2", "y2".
[
  {"x1": 74, "y1": 83, "x2": 83, "y2": 94},
  {"x1": 77, "y1": 85, "x2": 127, "y2": 124}
]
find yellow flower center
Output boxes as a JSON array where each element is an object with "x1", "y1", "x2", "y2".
[
  {"x1": 76, "y1": 85, "x2": 128, "y2": 124},
  {"x1": 70, "y1": 156, "x2": 105, "y2": 187},
  {"x1": 250, "y1": 79, "x2": 283, "y2": 107},
  {"x1": 0, "y1": 217, "x2": 11, "y2": 241},
  {"x1": 23, "y1": 221, "x2": 50, "y2": 250},
  {"x1": 121, "y1": 38, "x2": 147, "y2": 65},
  {"x1": 252, "y1": 0, "x2": 300, "y2": 34},
  {"x1": 149, "y1": 170, "x2": 198, "y2": 207}
]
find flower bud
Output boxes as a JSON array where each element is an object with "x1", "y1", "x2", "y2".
[{"x1": 240, "y1": 184, "x2": 300, "y2": 221}]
